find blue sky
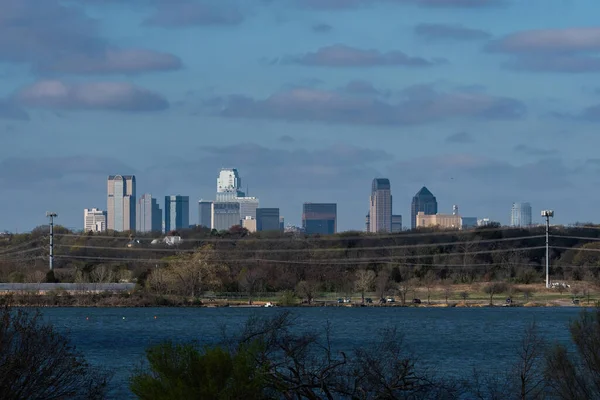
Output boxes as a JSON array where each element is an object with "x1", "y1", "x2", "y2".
[{"x1": 1, "y1": 0, "x2": 600, "y2": 232}]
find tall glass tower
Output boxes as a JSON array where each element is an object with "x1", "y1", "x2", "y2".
[
  {"x1": 511, "y1": 202, "x2": 532, "y2": 227},
  {"x1": 107, "y1": 175, "x2": 136, "y2": 232},
  {"x1": 410, "y1": 187, "x2": 437, "y2": 230},
  {"x1": 369, "y1": 178, "x2": 392, "y2": 233},
  {"x1": 165, "y1": 195, "x2": 190, "y2": 232}
]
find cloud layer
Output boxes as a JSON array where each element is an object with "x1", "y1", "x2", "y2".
[
  {"x1": 207, "y1": 83, "x2": 525, "y2": 125},
  {"x1": 415, "y1": 23, "x2": 491, "y2": 41},
  {"x1": 15, "y1": 80, "x2": 170, "y2": 112}
]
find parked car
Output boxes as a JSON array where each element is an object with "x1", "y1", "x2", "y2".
[
  {"x1": 412, "y1": 298, "x2": 421, "y2": 304},
  {"x1": 386, "y1": 297, "x2": 395, "y2": 303},
  {"x1": 365, "y1": 298, "x2": 373, "y2": 304},
  {"x1": 337, "y1": 298, "x2": 343, "y2": 304}
]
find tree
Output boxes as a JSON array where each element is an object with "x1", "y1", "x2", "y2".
[
  {"x1": 423, "y1": 270, "x2": 437, "y2": 304},
  {"x1": 443, "y1": 282, "x2": 453, "y2": 305},
  {"x1": 296, "y1": 280, "x2": 318, "y2": 305},
  {"x1": 397, "y1": 279, "x2": 416, "y2": 306},
  {"x1": 166, "y1": 245, "x2": 223, "y2": 298},
  {"x1": 354, "y1": 269, "x2": 376, "y2": 304},
  {"x1": 0, "y1": 305, "x2": 111, "y2": 399},
  {"x1": 238, "y1": 267, "x2": 263, "y2": 305},
  {"x1": 460, "y1": 291, "x2": 469, "y2": 302},
  {"x1": 483, "y1": 282, "x2": 508, "y2": 306},
  {"x1": 375, "y1": 269, "x2": 390, "y2": 300},
  {"x1": 130, "y1": 342, "x2": 267, "y2": 400}
]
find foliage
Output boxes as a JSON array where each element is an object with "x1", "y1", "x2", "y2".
[
  {"x1": 0, "y1": 305, "x2": 111, "y2": 399},
  {"x1": 277, "y1": 290, "x2": 297, "y2": 306}
]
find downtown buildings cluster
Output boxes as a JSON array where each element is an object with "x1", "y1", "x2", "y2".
[{"x1": 82, "y1": 168, "x2": 536, "y2": 235}]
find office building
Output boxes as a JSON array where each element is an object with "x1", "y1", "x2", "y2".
[
  {"x1": 256, "y1": 208, "x2": 280, "y2": 232},
  {"x1": 216, "y1": 168, "x2": 245, "y2": 201},
  {"x1": 242, "y1": 216, "x2": 257, "y2": 232},
  {"x1": 84, "y1": 208, "x2": 107, "y2": 233},
  {"x1": 415, "y1": 211, "x2": 462, "y2": 230},
  {"x1": 478, "y1": 218, "x2": 494, "y2": 227},
  {"x1": 461, "y1": 217, "x2": 478, "y2": 229},
  {"x1": 410, "y1": 187, "x2": 438, "y2": 230},
  {"x1": 107, "y1": 175, "x2": 136, "y2": 232},
  {"x1": 302, "y1": 203, "x2": 337, "y2": 235},
  {"x1": 236, "y1": 196, "x2": 259, "y2": 219},
  {"x1": 365, "y1": 213, "x2": 370, "y2": 232},
  {"x1": 369, "y1": 178, "x2": 392, "y2": 233},
  {"x1": 392, "y1": 215, "x2": 402, "y2": 233},
  {"x1": 279, "y1": 216, "x2": 285, "y2": 232},
  {"x1": 198, "y1": 200, "x2": 212, "y2": 228},
  {"x1": 212, "y1": 202, "x2": 241, "y2": 231},
  {"x1": 165, "y1": 195, "x2": 190, "y2": 232},
  {"x1": 511, "y1": 202, "x2": 532, "y2": 227},
  {"x1": 136, "y1": 194, "x2": 162, "y2": 233}
]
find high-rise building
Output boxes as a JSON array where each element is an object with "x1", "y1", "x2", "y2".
[
  {"x1": 107, "y1": 175, "x2": 136, "y2": 232},
  {"x1": 165, "y1": 195, "x2": 190, "y2": 232},
  {"x1": 242, "y1": 216, "x2": 257, "y2": 232},
  {"x1": 216, "y1": 168, "x2": 245, "y2": 201},
  {"x1": 256, "y1": 208, "x2": 280, "y2": 231},
  {"x1": 212, "y1": 202, "x2": 241, "y2": 231},
  {"x1": 369, "y1": 178, "x2": 392, "y2": 233},
  {"x1": 136, "y1": 194, "x2": 162, "y2": 233},
  {"x1": 365, "y1": 213, "x2": 370, "y2": 232},
  {"x1": 511, "y1": 202, "x2": 532, "y2": 227},
  {"x1": 279, "y1": 216, "x2": 285, "y2": 232},
  {"x1": 84, "y1": 208, "x2": 107, "y2": 232},
  {"x1": 198, "y1": 200, "x2": 212, "y2": 228},
  {"x1": 302, "y1": 203, "x2": 337, "y2": 235},
  {"x1": 392, "y1": 215, "x2": 402, "y2": 233},
  {"x1": 461, "y1": 217, "x2": 478, "y2": 229},
  {"x1": 236, "y1": 197, "x2": 259, "y2": 219},
  {"x1": 410, "y1": 187, "x2": 437, "y2": 230}
]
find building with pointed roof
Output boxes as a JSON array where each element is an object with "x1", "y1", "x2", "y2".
[
  {"x1": 369, "y1": 178, "x2": 392, "y2": 233},
  {"x1": 410, "y1": 186, "x2": 438, "y2": 230}
]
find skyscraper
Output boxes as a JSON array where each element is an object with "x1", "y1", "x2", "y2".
[
  {"x1": 256, "y1": 208, "x2": 280, "y2": 231},
  {"x1": 369, "y1": 178, "x2": 392, "y2": 233},
  {"x1": 165, "y1": 195, "x2": 190, "y2": 232},
  {"x1": 136, "y1": 194, "x2": 162, "y2": 233},
  {"x1": 198, "y1": 200, "x2": 212, "y2": 228},
  {"x1": 212, "y1": 202, "x2": 241, "y2": 231},
  {"x1": 392, "y1": 215, "x2": 402, "y2": 233},
  {"x1": 302, "y1": 203, "x2": 337, "y2": 235},
  {"x1": 511, "y1": 202, "x2": 532, "y2": 227},
  {"x1": 107, "y1": 175, "x2": 136, "y2": 232},
  {"x1": 84, "y1": 208, "x2": 107, "y2": 232},
  {"x1": 216, "y1": 168, "x2": 245, "y2": 201},
  {"x1": 410, "y1": 187, "x2": 437, "y2": 230}
]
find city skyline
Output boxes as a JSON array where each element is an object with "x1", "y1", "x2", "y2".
[{"x1": 2, "y1": 0, "x2": 598, "y2": 231}]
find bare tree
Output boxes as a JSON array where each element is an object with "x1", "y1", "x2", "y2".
[
  {"x1": 460, "y1": 291, "x2": 469, "y2": 303},
  {"x1": 423, "y1": 271, "x2": 437, "y2": 304},
  {"x1": 513, "y1": 322, "x2": 547, "y2": 400},
  {"x1": 443, "y1": 283, "x2": 453, "y2": 305},
  {"x1": 146, "y1": 267, "x2": 172, "y2": 295},
  {"x1": 397, "y1": 279, "x2": 416, "y2": 306},
  {"x1": 483, "y1": 282, "x2": 508, "y2": 306},
  {"x1": 354, "y1": 269, "x2": 376, "y2": 304},
  {"x1": 90, "y1": 265, "x2": 114, "y2": 284},
  {"x1": 296, "y1": 280, "x2": 318, "y2": 305},
  {"x1": 238, "y1": 267, "x2": 263, "y2": 305},
  {"x1": 0, "y1": 305, "x2": 111, "y2": 399},
  {"x1": 375, "y1": 269, "x2": 390, "y2": 300}
]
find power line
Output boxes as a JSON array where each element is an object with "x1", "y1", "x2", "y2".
[{"x1": 53, "y1": 235, "x2": 545, "y2": 255}]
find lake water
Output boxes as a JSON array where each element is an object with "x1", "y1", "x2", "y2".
[{"x1": 40, "y1": 307, "x2": 583, "y2": 398}]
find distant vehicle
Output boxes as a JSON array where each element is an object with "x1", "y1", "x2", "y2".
[
  {"x1": 386, "y1": 297, "x2": 395, "y2": 303},
  {"x1": 365, "y1": 298, "x2": 373, "y2": 304},
  {"x1": 379, "y1": 298, "x2": 386, "y2": 304},
  {"x1": 412, "y1": 298, "x2": 421, "y2": 304},
  {"x1": 572, "y1": 299, "x2": 580, "y2": 305},
  {"x1": 264, "y1": 302, "x2": 274, "y2": 308},
  {"x1": 337, "y1": 298, "x2": 343, "y2": 304},
  {"x1": 343, "y1": 298, "x2": 351, "y2": 303}
]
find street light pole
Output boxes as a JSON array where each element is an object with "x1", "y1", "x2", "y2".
[
  {"x1": 46, "y1": 212, "x2": 58, "y2": 271},
  {"x1": 541, "y1": 210, "x2": 554, "y2": 289}
]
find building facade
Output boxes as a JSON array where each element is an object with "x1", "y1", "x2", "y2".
[
  {"x1": 107, "y1": 175, "x2": 136, "y2": 232},
  {"x1": 84, "y1": 208, "x2": 107, "y2": 232},
  {"x1": 461, "y1": 217, "x2": 478, "y2": 229},
  {"x1": 369, "y1": 178, "x2": 392, "y2": 233},
  {"x1": 302, "y1": 203, "x2": 337, "y2": 235},
  {"x1": 136, "y1": 194, "x2": 162, "y2": 233},
  {"x1": 211, "y1": 202, "x2": 241, "y2": 231},
  {"x1": 256, "y1": 208, "x2": 280, "y2": 231},
  {"x1": 236, "y1": 197, "x2": 259, "y2": 219},
  {"x1": 242, "y1": 216, "x2": 257, "y2": 232},
  {"x1": 392, "y1": 215, "x2": 402, "y2": 233},
  {"x1": 410, "y1": 187, "x2": 438, "y2": 230},
  {"x1": 216, "y1": 168, "x2": 245, "y2": 201},
  {"x1": 198, "y1": 200, "x2": 212, "y2": 228},
  {"x1": 511, "y1": 202, "x2": 532, "y2": 227},
  {"x1": 165, "y1": 195, "x2": 190, "y2": 232},
  {"x1": 415, "y1": 212, "x2": 462, "y2": 230}
]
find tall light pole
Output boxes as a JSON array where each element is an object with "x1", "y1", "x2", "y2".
[
  {"x1": 541, "y1": 210, "x2": 554, "y2": 289},
  {"x1": 46, "y1": 212, "x2": 58, "y2": 271}
]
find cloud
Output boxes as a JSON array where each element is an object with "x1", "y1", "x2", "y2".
[
  {"x1": 0, "y1": 100, "x2": 30, "y2": 121},
  {"x1": 206, "y1": 83, "x2": 525, "y2": 125},
  {"x1": 312, "y1": 23, "x2": 333, "y2": 33},
  {"x1": 342, "y1": 80, "x2": 381, "y2": 95},
  {"x1": 514, "y1": 144, "x2": 558, "y2": 157},
  {"x1": 37, "y1": 49, "x2": 183, "y2": 75},
  {"x1": 296, "y1": 0, "x2": 506, "y2": 9},
  {"x1": 0, "y1": 0, "x2": 181, "y2": 75},
  {"x1": 15, "y1": 80, "x2": 169, "y2": 112},
  {"x1": 488, "y1": 27, "x2": 600, "y2": 73},
  {"x1": 143, "y1": 1, "x2": 244, "y2": 27},
  {"x1": 279, "y1": 135, "x2": 295, "y2": 143},
  {"x1": 0, "y1": 155, "x2": 134, "y2": 187},
  {"x1": 445, "y1": 131, "x2": 474, "y2": 143},
  {"x1": 280, "y1": 44, "x2": 445, "y2": 67},
  {"x1": 414, "y1": 23, "x2": 491, "y2": 41}
]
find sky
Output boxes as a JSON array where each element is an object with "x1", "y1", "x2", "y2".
[{"x1": 1, "y1": 0, "x2": 600, "y2": 232}]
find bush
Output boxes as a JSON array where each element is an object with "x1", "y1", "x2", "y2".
[{"x1": 277, "y1": 290, "x2": 297, "y2": 306}]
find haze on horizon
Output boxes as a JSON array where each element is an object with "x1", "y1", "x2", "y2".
[{"x1": 1, "y1": 0, "x2": 599, "y2": 232}]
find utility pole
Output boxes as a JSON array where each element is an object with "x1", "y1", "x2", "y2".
[
  {"x1": 46, "y1": 212, "x2": 58, "y2": 271},
  {"x1": 541, "y1": 210, "x2": 554, "y2": 289}
]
